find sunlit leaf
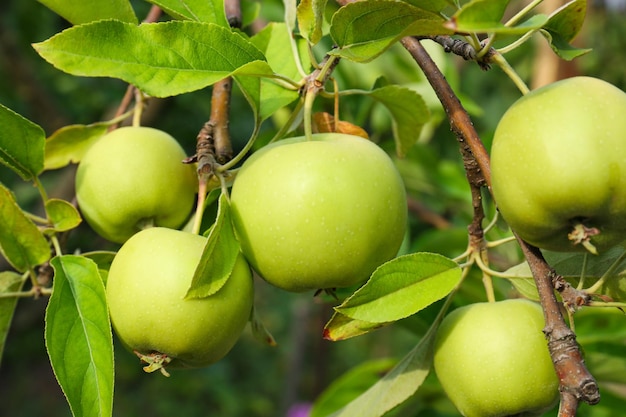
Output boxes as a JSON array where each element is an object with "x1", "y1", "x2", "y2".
[
  {"x1": 0, "y1": 103, "x2": 45, "y2": 180},
  {"x1": 402, "y1": 0, "x2": 456, "y2": 14},
  {"x1": 297, "y1": 0, "x2": 328, "y2": 44},
  {"x1": 334, "y1": 253, "x2": 461, "y2": 324},
  {"x1": 185, "y1": 193, "x2": 241, "y2": 299},
  {"x1": 46, "y1": 255, "x2": 114, "y2": 417},
  {"x1": 44, "y1": 199, "x2": 82, "y2": 232},
  {"x1": 33, "y1": 20, "x2": 272, "y2": 98},
  {"x1": 37, "y1": 0, "x2": 137, "y2": 25},
  {"x1": 146, "y1": 0, "x2": 228, "y2": 25},
  {"x1": 330, "y1": 1, "x2": 450, "y2": 62},
  {"x1": 44, "y1": 122, "x2": 109, "y2": 170},
  {"x1": 0, "y1": 183, "x2": 50, "y2": 273},
  {"x1": 0, "y1": 272, "x2": 25, "y2": 366}
]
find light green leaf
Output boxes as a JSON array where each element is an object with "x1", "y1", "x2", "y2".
[
  {"x1": 46, "y1": 255, "x2": 114, "y2": 417},
  {"x1": 37, "y1": 0, "x2": 137, "y2": 25},
  {"x1": 297, "y1": 0, "x2": 328, "y2": 44},
  {"x1": 0, "y1": 103, "x2": 45, "y2": 180},
  {"x1": 368, "y1": 85, "x2": 430, "y2": 157},
  {"x1": 330, "y1": 1, "x2": 451, "y2": 62},
  {"x1": 329, "y1": 323, "x2": 438, "y2": 417},
  {"x1": 335, "y1": 253, "x2": 461, "y2": 323},
  {"x1": 323, "y1": 311, "x2": 389, "y2": 341},
  {"x1": 0, "y1": 183, "x2": 50, "y2": 273},
  {"x1": 448, "y1": 1, "x2": 548, "y2": 35},
  {"x1": 44, "y1": 122, "x2": 109, "y2": 170},
  {"x1": 402, "y1": 0, "x2": 456, "y2": 14},
  {"x1": 146, "y1": 0, "x2": 228, "y2": 25},
  {"x1": 541, "y1": 29, "x2": 591, "y2": 61},
  {"x1": 0, "y1": 272, "x2": 26, "y2": 367},
  {"x1": 185, "y1": 193, "x2": 241, "y2": 299},
  {"x1": 44, "y1": 199, "x2": 82, "y2": 233},
  {"x1": 310, "y1": 358, "x2": 397, "y2": 417},
  {"x1": 33, "y1": 20, "x2": 272, "y2": 98}
]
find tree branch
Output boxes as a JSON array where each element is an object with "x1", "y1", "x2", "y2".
[{"x1": 399, "y1": 35, "x2": 600, "y2": 414}]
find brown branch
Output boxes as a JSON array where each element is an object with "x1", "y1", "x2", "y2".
[
  {"x1": 209, "y1": 78, "x2": 234, "y2": 164},
  {"x1": 400, "y1": 36, "x2": 600, "y2": 414}
]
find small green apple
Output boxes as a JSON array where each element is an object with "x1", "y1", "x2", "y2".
[
  {"x1": 491, "y1": 76, "x2": 626, "y2": 253},
  {"x1": 433, "y1": 299, "x2": 559, "y2": 417},
  {"x1": 76, "y1": 127, "x2": 197, "y2": 243},
  {"x1": 106, "y1": 227, "x2": 253, "y2": 374},
  {"x1": 230, "y1": 133, "x2": 407, "y2": 292}
]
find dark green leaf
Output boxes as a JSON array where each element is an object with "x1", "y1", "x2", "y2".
[
  {"x1": 46, "y1": 255, "x2": 114, "y2": 417},
  {"x1": 402, "y1": 0, "x2": 456, "y2": 14},
  {"x1": 44, "y1": 199, "x2": 82, "y2": 232},
  {"x1": 323, "y1": 311, "x2": 390, "y2": 341},
  {"x1": 0, "y1": 271, "x2": 26, "y2": 367},
  {"x1": 329, "y1": 323, "x2": 438, "y2": 417},
  {"x1": 335, "y1": 253, "x2": 461, "y2": 323},
  {"x1": 0, "y1": 103, "x2": 45, "y2": 180},
  {"x1": 249, "y1": 306, "x2": 277, "y2": 346},
  {"x1": 330, "y1": 1, "x2": 450, "y2": 62},
  {"x1": 33, "y1": 20, "x2": 272, "y2": 98},
  {"x1": 310, "y1": 358, "x2": 397, "y2": 417},
  {"x1": 297, "y1": 0, "x2": 328, "y2": 44},
  {"x1": 44, "y1": 122, "x2": 109, "y2": 170},
  {"x1": 0, "y1": 183, "x2": 50, "y2": 273},
  {"x1": 146, "y1": 0, "x2": 228, "y2": 25},
  {"x1": 185, "y1": 193, "x2": 241, "y2": 299},
  {"x1": 541, "y1": 29, "x2": 591, "y2": 61},
  {"x1": 368, "y1": 85, "x2": 430, "y2": 157},
  {"x1": 37, "y1": 0, "x2": 137, "y2": 25}
]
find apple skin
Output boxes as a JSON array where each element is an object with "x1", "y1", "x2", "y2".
[
  {"x1": 491, "y1": 76, "x2": 626, "y2": 252},
  {"x1": 106, "y1": 227, "x2": 253, "y2": 370},
  {"x1": 433, "y1": 299, "x2": 559, "y2": 417},
  {"x1": 75, "y1": 127, "x2": 197, "y2": 243},
  {"x1": 230, "y1": 133, "x2": 407, "y2": 292}
]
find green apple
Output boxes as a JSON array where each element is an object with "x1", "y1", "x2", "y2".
[
  {"x1": 434, "y1": 299, "x2": 559, "y2": 417},
  {"x1": 230, "y1": 133, "x2": 407, "y2": 292},
  {"x1": 491, "y1": 76, "x2": 626, "y2": 253},
  {"x1": 75, "y1": 126, "x2": 197, "y2": 243},
  {"x1": 106, "y1": 227, "x2": 253, "y2": 374}
]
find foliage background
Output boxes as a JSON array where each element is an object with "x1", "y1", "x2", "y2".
[{"x1": 1, "y1": 0, "x2": 625, "y2": 416}]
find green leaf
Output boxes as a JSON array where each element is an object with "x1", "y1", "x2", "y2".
[
  {"x1": 330, "y1": 1, "x2": 451, "y2": 62},
  {"x1": 46, "y1": 255, "x2": 114, "y2": 417},
  {"x1": 544, "y1": 0, "x2": 587, "y2": 42},
  {"x1": 249, "y1": 306, "x2": 277, "y2": 347},
  {"x1": 44, "y1": 199, "x2": 82, "y2": 233},
  {"x1": 541, "y1": 29, "x2": 591, "y2": 61},
  {"x1": 33, "y1": 20, "x2": 272, "y2": 98},
  {"x1": 0, "y1": 271, "x2": 26, "y2": 367},
  {"x1": 0, "y1": 103, "x2": 46, "y2": 180},
  {"x1": 329, "y1": 323, "x2": 438, "y2": 417},
  {"x1": 0, "y1": 183, "x2": 50, "y2": 273},
  {"x1": 323, "y1": 311, "x2": 390, "y2": 341},
  {"x1": 82, "y1": 251, "x2": 117, "y2": 287},
  {"x1": 402, "y1": 0, "x2": 456, "y2": 14},
  {"x1": 297, "y1": 0, "x2": 328, "y2": 45},
  {"x1": 185, "y1": 193, "x2": 241, "y2": 299},
  {"x1": 146, "y1": 0, "x2": 228, "y2": 25},
  {"x1": 248, "y1": 22, "x2": 308, "y2": 120},
  {"x1": 368, "y1": 85, "x2": 430, "y2": 157},
  {"x1": 44, "y1": 122, "x2": 109, "y2": 170},
  {"x1": 310, "y1": 358, "x2": 397, "y2": 417},
  {"x1": 335, "y1": 253, "x2": 461, "y2": 323},
  {"x1": 37, "y1": 0, "x2": 137, "y2": 25},
  {"x1": 448, "y1": 0, "x2": 548, "y2": 35}
]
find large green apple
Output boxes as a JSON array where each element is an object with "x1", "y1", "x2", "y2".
[
  {"x1": 106, "y1": 227, "x2": 253, "y2": 374},
  {"x1": 433, "y1": 299, "x2": 559, "y2": 417},
  {"x1": 75, "y1": 126, "x2": 197, "y2": 243},
  {"x1": 491, "y1": 76, "x2": 626, "y2": 253},
  {"x1": 230, "y1": 133, "x2": 407, "y2": 292}
]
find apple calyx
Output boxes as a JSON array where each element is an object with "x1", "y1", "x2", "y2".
[
  {"x1": 134, "y1": 350, "x2": 172, "y2": 377},
  {"x1": 567, "y1": 223, "x2": 600, "y2": 255}
]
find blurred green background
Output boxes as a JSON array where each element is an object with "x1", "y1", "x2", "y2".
[{"x1": 1, "y1": 1, "x2": 625, "y2": 416}]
